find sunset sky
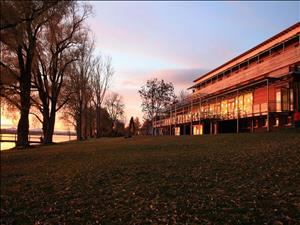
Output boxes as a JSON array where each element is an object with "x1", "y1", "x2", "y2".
[{"x1": 1, "y1": 1, "x2": 299, "y2": 130}]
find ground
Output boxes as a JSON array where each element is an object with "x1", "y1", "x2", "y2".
[{"x1": 1, "y1": 129, "x2": 300, "y2": 225}]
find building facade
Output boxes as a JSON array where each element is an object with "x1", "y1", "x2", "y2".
[{"x1": 154, "y1": 23, "x2": 300, "y2": 135}]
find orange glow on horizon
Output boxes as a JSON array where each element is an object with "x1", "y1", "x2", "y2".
[{"x1": 0, "y1": 112, "x2": 73, "y2": 131}]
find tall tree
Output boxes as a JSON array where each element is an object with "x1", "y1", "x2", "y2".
[
  {"x1": 31, "y1": 2, "x2": 91, "y2": 144},
  {"x1": 91, "y1": 55, "x2": 114, "y2": 138},
  {"x1": 138, "y1": 78, "x2": 176, "y2": 134},
  {"x1": 140, "y1": 119, "x2": 152, "y2": 135},
  {"x1": 128, "y1": 116, "x2": 135, "y2": 137},
  {"x1": 104, "y1": 92, "x2": 125, "y2": 136},
  {"x1": 63, "y1": 34, "x2": 94, "y2": 141},
  {"x1": 177, "y1": 89, "x2": 189, "y2": 103},
  {"x1": 0, "y1": 1, "x2": 66, "y2": 147},
  {"x1": 133, "y1": 117, "x2": 141, "y2": 135}
]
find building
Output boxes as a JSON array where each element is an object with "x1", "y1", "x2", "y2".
[{"x1": 154, "y1": 22, "x2": 300, "y2": 135}]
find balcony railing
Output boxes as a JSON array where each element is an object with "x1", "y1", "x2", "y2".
[{"x1": 153, "y1": 101, "x2": 292, "y2": 127}]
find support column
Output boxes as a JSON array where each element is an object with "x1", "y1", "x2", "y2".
[
  {"x1": 199, "y1": 96, "x2": 202, "y2": 130},
  {"x1": 210, "y1": 121, "x2": 213, "y2": 134},
  {"x1": 267, "y1": 79, "x2": 270, "y2": 132},
  {"x1": 251, "y1": 88, "x2": 254, "y2": 133},
  {"x1": 214, "y1": 121, "x2": 218, "y2": 135},
  {"x1": 237, "y1": 89, "x2": 239, "y2": 133},
  {"x1": 190, "y1": 98, "x2": 193, "y2": 135}
]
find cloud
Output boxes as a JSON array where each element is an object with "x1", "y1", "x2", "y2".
[
  {"x1": 109, "y1": 67, "x2": 208, "y2": 121},
  {"x1": 155, "y1": 68, "x2": 207, "y2": 86}
]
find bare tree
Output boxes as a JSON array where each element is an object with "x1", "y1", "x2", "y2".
[
  {"x1": 104, "y1": 92, "x2": 125, "y2": 136},
  {"x1": 31, "y1": 2, "x2": 91, "y2": 144},
  {"x1": 177, "y1": 89, "x2": 189, "y2": 103},
  {"x1": 91, "y1": 55, "x2": 114, "y2": 138},
  {"x1": 64, "y1": 34, "x2": 95, "y2": 140},
  {"x1": 138, "y1": 78, "x2": 176, "y2": 134},
  {"x1": 134, "y1": 117, "x2": 141, "y2": 135},
  {"x1": 127, "y1": 116, "x2": 135, "y2": 137},
  {"x1": 0, "y1": 1, "x2": 67, "y2": 147}
]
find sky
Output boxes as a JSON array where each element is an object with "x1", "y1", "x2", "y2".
[
  {"x1": 1, "y1": 1, "x2": 299, "y2": 129},
  {"x1": 87, "y1": 1, "x2": 299, "y2": 122}
]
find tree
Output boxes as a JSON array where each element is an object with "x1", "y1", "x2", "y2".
[
  {"x1": 140, "y1": 119, "x2": 152, "y2": 135},
  {"x1": 134, "y1": 117, "x2": 141, "y2": 135},
  {"x1": 177, "y1": 89, "x2": 189, "y2": 103},
  {"x1": 104, "y1": 92, "x2": 125, "y2": 136},
  {"x1": 0, "y1": 1, "x2": 66, "y2": 147},
  {"x1": 114, "y1": 120, "x2": 126, "y2": 137},
  {"x1": 128, "y1": 117, "x2": 135, "y2": 137},
  {"x1": 63, "y1": 34, "x2": 94, "y2": 141},
  {"x1": 31, "y1": 2, "x2": 91, "y2": 144},
  {"x1": 138, "y1": 78, "x2": 176, "y2": 134},
  {"x1": 91, "y1": 55, "x2": 114, "y2": 138}
]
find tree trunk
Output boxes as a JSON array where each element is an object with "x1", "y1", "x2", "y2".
[
  {"x1": 16, "y1": 105, "x2": 30, "y2": 147},
  {"x1": 43, "y1": 117, "x2": 51, "y2": 144},
  {"x1": 42, "y1": 107, "x2": 56, "y2": 144},
  {"x1": 15, "y1": 25, "x2": 35, "y2": 148},
  {"x1": 76, "y1": 116, "x2": 81, "y2": 141},
  {"x1": 89, "y1": 110, "x2": 93, "y2": 137},
  {"x1": 16, "y1": 72, "x2": 31, "y2": 148},
  {"x1": 84, "y1": 103, "x2": 88, "y2": 139},
  {"x1": 42, "y1": 110, "x2": 49, "y2": 144},
  {"x1": 96, "y1": 105, "x2": 101, "y2": 138},
  {"x1": 77, "y1": 111, "x2": 82, "y2": 141}
]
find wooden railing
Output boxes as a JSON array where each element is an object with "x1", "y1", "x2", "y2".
[{"x1": 0, "y1": 134, "x2": 42, "y2": 144}]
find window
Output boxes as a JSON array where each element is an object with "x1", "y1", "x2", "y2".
[
  {"x1": 221, "y1": 100, "x2": 228, "y2": 116},
  {"x1": 282, "y1": 88, "x2": 289, "y2": 111},
  {"x1": 290, "y1": 89, "x2": 294, "y2": 111},
  {"x1": 276, "y1": 89, "x2": 281, "y2": 112},
  {"x1": 243, "y1": 93, "x2": 253, "y2": 115},
  {"x1": 175, "y1": 127, "x2": 180, "y2": 136}
]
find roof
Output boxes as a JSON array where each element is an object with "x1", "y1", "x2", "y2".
[{"x1": 193, "y1": 22, "x2": 300, "y2": 84}]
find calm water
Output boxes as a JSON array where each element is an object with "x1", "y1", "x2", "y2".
[{"x1": 0, "y1": 134, "x2": 77, "y2": 151}]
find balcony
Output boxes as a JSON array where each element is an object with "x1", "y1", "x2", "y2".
[{"x1": 153, "y1": 101, "x2": 292, "y2": 128}]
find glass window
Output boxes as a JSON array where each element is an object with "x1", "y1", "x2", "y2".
[
  {"x1": 221, "y1": 100, "x2": 228, "y2": 116},
  {"x1": 243, "y1": 93, "x2": 253, "y2": 115},
  {"x1": 276, "y1": 90, "x2": 281, "y2": 112}
]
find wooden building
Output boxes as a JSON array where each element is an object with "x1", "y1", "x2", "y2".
[{"x1": 154, "y1": 22, "x2": 300, "y2": 135}]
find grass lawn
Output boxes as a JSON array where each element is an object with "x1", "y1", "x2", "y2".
[{"x1": 1, "y1": 129, "x2": 300, "y2": 225}]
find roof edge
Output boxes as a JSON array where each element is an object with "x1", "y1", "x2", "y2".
[{"x1": 193, "y1": 22, "x2": 300, "y2": 83}]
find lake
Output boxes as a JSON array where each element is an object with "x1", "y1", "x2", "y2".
[{"x1": 0, "y1": 134, "x2": 77, "y2": 151}]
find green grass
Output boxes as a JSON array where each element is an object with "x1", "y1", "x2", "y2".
[{"x1": 1, "y1": 129, "x2": 300, "y2": 224}]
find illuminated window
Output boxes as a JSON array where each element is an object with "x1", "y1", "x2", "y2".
[
  {"x1": 243, "y1": 93, "x2": 253, "y2": 114},
  {"x1": 290, "y1": 89, "x2": 294, "y2": 111},
  {"x1": 193, "y1": 124, "x2": 203, "y2": 135},
  {"x1": 221, "y1": 100, "x2": 228, "y2": 116},
  {"x1": 175, "y1": 127, "x2": 180, "y2": 136},
  {"x1": 276, "y1": 90, "x2": 281, "y2": 112},
  {"x1": 275, "y1": 118, "x2": 279, "y2": 126}
]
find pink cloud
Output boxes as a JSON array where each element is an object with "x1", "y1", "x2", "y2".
[
  {"x1": 109, "y1": 68, "x2": 207, "y2": 122},
  {"x1": 87, "y1": 18, "x2": 205, "y2": 69}
]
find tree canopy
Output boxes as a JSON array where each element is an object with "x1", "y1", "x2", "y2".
[{"x1": 138, "y1": 78, "x2": 176, "y2": 121}]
